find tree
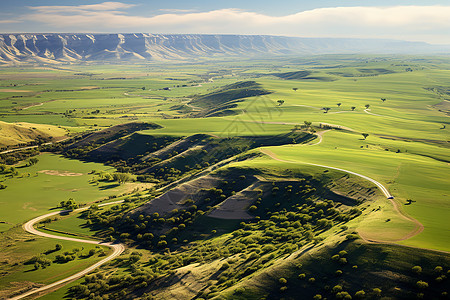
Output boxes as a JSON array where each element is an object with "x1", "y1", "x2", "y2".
[
  {"x1": 362, "y1": 133, "x2": 369, "y2": 140},
  {"x1": 277, "y1": 100, "x2": 285, "y2": 106},
  {"x1": 323, "y1": 107, "x2": 331, "y2": 113},
  {"x1": 412, "y1": 265, "x2": 422, "y2": 274},
  {"x1": 113, "y1": 172, "x2": 132, "y2": 184},
  {"x1": 365, "y1": 104, "x2": 370, "y2": 109},
  {"x1": 381, "y1": 98, "x2": 386, "y2": 102},
  {"x1": 293, "y1": 88, "x2": 298, "y2": 92},
  {"x1": 355, "y1": 290, "x2": 366, "y2": 298},
  {"x1": 28, "y1": 157, "x2": 39, "y2": 166},
  {"x1": 337, "y1": 103, "x2": 342, "y2": 107},
  {"x1": 351, "y1": 106, "x2": 356, "y2": 111},
  {"x1": 372, "y1": 288, "x2": 382, "y2": 296},
  {"x1": 304, "y1": 121, "x2": 312, "y2": 129},
  {"x1": 416, "y1": 281, "x2": 429, "y2": 289},
  {"x1": 55, "y1": 243, "x2": 62, "y2": 251}
]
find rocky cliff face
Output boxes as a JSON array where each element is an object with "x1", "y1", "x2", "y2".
[{"x1": 0, "y1": 33, "x2": 446, "y2": 64}]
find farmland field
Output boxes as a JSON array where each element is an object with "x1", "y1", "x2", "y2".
[{"x1": 1, "y1": 55, "x2": 449, "y2": 299}]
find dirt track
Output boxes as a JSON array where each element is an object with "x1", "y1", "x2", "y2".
[
  {"x1": 8, "y1": 201, "x2": 125, "y2": 300},
  {"x1": 259, "y1": 133, "x2": 425, "y2": 244}
]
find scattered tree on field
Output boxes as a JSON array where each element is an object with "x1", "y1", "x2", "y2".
[
  {"x1": 365, "y1": 104, "x2": 370, "y2": 109},
  {"x1": 362, "y1": 133, "x2": 369, "y2": 140},
  {"x1": 277, "y1": 100, "x2": 285, "y2": 106},
  {"x1": 351, "y1": 106, "x2": 356, "y2": 111},
  {"x1": 59, "y1": 198, "x2": 78, "y2": 210},
  {"x1": 416, "y1": 281, "x2": 429, "y2": 289},
  {"x1": 293, "y1": 88, "x2": 298, "y2": 91},
  {"x1": 323, "y1": 107, "x2": 331, "y2": 113},
  {"x1": 337, "y1": 103, "x2": 342, "y2": 107},
  {"x1": 113, "y1": 172, "x2": 132, "y2": 184},
  {"x1": 28, "y1": 157, "x2": 39, "y2": 166},
  {"x1": 304, "y1": 121, "x2": 312, "y2": 129},
  {"x1": 381, "y1": 98, "x2": 386, "y2": 102}
]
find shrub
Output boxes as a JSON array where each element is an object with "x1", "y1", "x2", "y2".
[
  {"x1": 332, "y1": 285, "x2": 343, "y2": 293},
  {"x1": 372, "y1": 288, "x2": 382, "y2": 296},
  {"x1": 336, "y1": 291, "x2": 352, "y2": 299},
  {"x1": 416, "y1": 281, "x2": 429, "y2": 289},
  {"x1": 412, "y1": 266, "x2": 422, "y2": 274},
  {"x1": 355, "y1": 290, "x2": 366, "y2": 298},
  {"x1": 339, "y1": 257, "x2": 348, "y2": 264},
  {"x1": 279, "y1": 278, "x2": 287, "y2": 284}
]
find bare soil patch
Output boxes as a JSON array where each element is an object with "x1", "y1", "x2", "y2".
[
  {"x1": 0, "y1": 89, "x2": 32, "y2": 92},
  {"x1": 38, "y1": 170, "x2": 83, "y2": 176}
]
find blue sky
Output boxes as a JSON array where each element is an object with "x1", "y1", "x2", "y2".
[{"x1": 1, "y1": 1, "x2": 449, "y2": 44}]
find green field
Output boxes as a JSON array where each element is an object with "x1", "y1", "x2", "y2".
[
  {"x1": 1, "y1": 55, "x2": 449, "y2": 299},
  {"x1": 0, "y1": 153, "x2": 130, "y2": 231}
]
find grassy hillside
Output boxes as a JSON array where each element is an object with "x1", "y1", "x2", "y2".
[
  {"x1": 0, "y1": 121, "x2": 68, "y2": 148},
  {"x1": 1, "y1": 55, "x2": 449, "y2": 299}
]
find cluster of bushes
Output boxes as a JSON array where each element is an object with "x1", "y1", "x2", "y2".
[{"x1": 72, "y1": 172, "x2": 369, "y2": 299}]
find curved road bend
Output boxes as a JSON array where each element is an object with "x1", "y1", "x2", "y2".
[
  {"x1": 9, "y1": 201, "x2": 125, "y2": 300},
  {"x1": 259, "y1": 148, "x2": 424, "y2": 239}
]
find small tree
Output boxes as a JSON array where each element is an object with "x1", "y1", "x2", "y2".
[
  {"x1": 304, "y1": 121, "x2": 312, "y2": 129},
  {"x1": 293, "y1": 88, "x2": 298, "y2": 92},
  {"x1": 355, "y1": 290, "x2": 366, "y2": 298},
  {"x1": 412, "y1": 265, "x2": 422, "y2": 274},
  {"x1": 362, "y1": 133, "x2": 369, "y2": 140},
  {"x1": 416, "y1": 281, "x2": 429, "y2": 289},
  {"x1": 28, "y1": 158, "x2": 39, "y2": 166},
  {"x1": 277, "y1": 100, "x2": 285, "y2": 106},
  {"x1": 337, "y1": 103, "x2": 342, "y2": 107},
  {"x1": 113, "y1": 172, "x2": 132, "y2": 184},
  {"x1": 55, "y1": 243, "x2": 62, "y2": 251},
  {"x1": 351, "y1": 106, "x2": 356, "y2": 111},
  {"x1": 372, "y1": 288, "x2": 382, "y2": 296},
  {"x1": 323, "y1": 107, "x2": 331, "y2": 113},
  {"x1": 365, "y1": 104, "x2": 370, "y2": 109},
  {"x1": 381, "y1": 98, "x2": 386, "y2": 102}
]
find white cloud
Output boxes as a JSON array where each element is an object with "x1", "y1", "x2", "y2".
[
  {"x1": 28, "y1": 2, "x2": 136, "y2": 13},
  {"x1": 0, "y1": 20, "x2": 20, "y2": 24},
  {"x1": 21, "y1": 3, "x2": 450, "y2": 44},
  {"x1": 159, "y1": 9, "x2": 198, "y2": 13}
]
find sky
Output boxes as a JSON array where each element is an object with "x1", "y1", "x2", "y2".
[{"x1": 1, "y1": 0, "x2": 449, "y2": 44}]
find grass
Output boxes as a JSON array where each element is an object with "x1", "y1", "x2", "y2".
[
  {"x1": 1, "y1": 55, "x2": 450, "y2": 298},
  {"x1": 254, "y1": 130, "x2": 450, "y2": 251},
  {"x1": 0, "y1": 227, "x2": 110, "y2": 299},
  {"x1": 0, "y1": 153, "x2": 128, "y2": 231},
  {"x1": 0, "y1": 121, "x2": 68, "y2": 147}
]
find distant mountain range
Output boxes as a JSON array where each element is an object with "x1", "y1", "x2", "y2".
[{"x1": 0, "y1": 33, "x2": 449, "y2": 64}]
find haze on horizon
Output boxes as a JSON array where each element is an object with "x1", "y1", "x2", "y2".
[{"x1": 0, "y1": 0, "x2": 449, "y2": 45}]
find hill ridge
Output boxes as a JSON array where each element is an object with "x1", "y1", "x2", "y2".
[{"x1": 1, "y1": 33, "x2": 448, "y2": 65}]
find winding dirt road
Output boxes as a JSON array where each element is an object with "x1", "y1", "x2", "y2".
[
  {"x1": 260, "y1": 148, "x2": 394, "y2": 199},
  {"x1": 259, "y1": 134, "x2": 425, "y2": 244},
  {"x1": 8, "y1": 201, "x2": 125, "y2": 300}
]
